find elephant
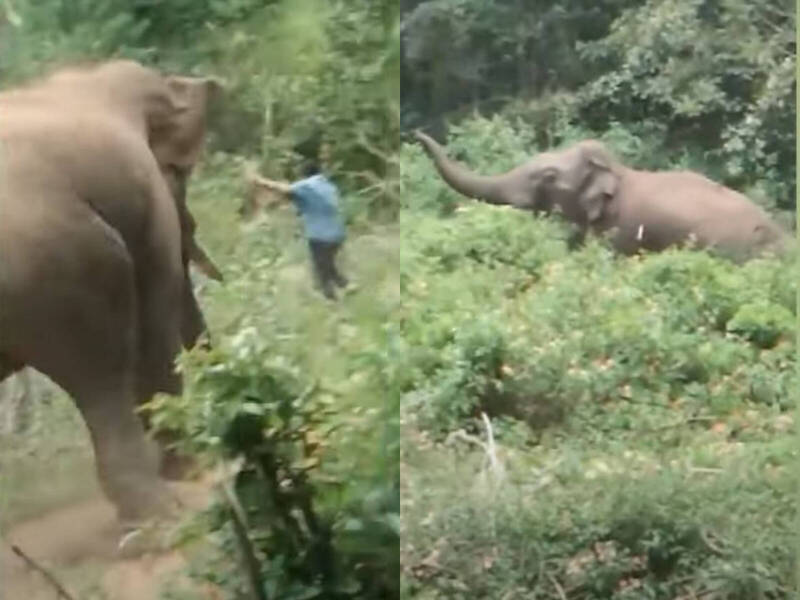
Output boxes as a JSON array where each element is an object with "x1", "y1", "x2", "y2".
[
  {"x1": 0, "y1": 60, "x2": 220, "y2": 532},
  {"x1": 414, "y1": 131, "x2": 791, "y2": 262}
]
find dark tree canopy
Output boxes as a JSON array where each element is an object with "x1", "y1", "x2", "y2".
[{"x1": 401, "y1": 0, "x2": 795, "y2": 213}]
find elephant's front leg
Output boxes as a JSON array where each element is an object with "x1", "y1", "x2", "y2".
[
  {"x1": 77, "y1": 380, "x2": 177, "y2": 526},
  {"x1": 149, "y1": 268, "x2": 206, "y2": 480},
  {"x1": 566, "y1": 224, "x2": 587, "y2": 250},
  {"x1": 131, "y1": 180, "x2": 202, "y2": 482},
  {"x1": 134, "y1": 267, "x2": 184, "y2": 401},
  {"x1": 133, "y1": 183, "x2": 187, "y2": 402},
  {"x1": 63, "y1": 218, "x2": 179, "y2": 526}
]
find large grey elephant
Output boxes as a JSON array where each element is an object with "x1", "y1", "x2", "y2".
[
  {"x1": 0, "y1": 60, "x2": 220, "y2": 531},
  {"x1": 414, "y1": 131, "x2": 791, "y2": 262}
]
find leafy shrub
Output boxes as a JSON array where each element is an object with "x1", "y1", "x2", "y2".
[
  {"x1": 402, "y1": 430, "x2": 798, "y2": 598},
  {"x1": 150, "y1": 330, "x2": 399, "y2": 599},
  {"x1": 726, "y1": 300, "x2": 795, "y2": 349}
]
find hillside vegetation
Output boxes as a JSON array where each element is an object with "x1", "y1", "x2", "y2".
[
  {"x1": 399, "y1": 114, "x2": 798, "y2": 599},
  {"x1": 399, "y1": 1, "x2": 796, "y2": 596}
]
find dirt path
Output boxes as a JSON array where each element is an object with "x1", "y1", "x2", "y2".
[{"x1": 1, "y1": 480, "x2": 221, "y2": 600}]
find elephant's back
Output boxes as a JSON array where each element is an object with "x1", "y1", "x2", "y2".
[
  {"x1": 1, "y1": 101, "x2": 158, "y2": 226},
  {"x1": 0, "y1": 108, "x2": 174, "y2": 323},
  {"x1": 624, "y1": 169, "x2": 774, "y2": 225},
  {"x1": 615, "y1": 169, "x2": 787, "y2": 258}
]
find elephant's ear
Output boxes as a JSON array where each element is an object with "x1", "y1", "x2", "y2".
[
  {"x1": 166, "y1": 75, "x2": 223, "y2": 108},
  {"x1": 577, "y1": 145, "x2": 619, "y2": 223},
  {"x1": 151, "y1": 76, "x2": 219, "y2": 171}
]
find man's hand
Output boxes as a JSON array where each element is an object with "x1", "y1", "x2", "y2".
[
  {"x1": 251, "y1": 175, "x2": 291, "y2": 195},
  {"x1": 243, "y1": 161, "x2": 292, "y2": 196}
]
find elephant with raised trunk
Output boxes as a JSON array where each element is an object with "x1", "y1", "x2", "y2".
[
  {"x1": 414, "y1": 131, "x2": 790, "y2": 262},
  {"x1": 0, "y1": 60, "x2": 221, "y2": 533}
]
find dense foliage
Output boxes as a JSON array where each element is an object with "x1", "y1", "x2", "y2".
[
  {"x1": 401, "y1": 0, "x2": 795, "y2": 214},
  {"x1": 399, "y1": 117, "x2": 798, "y2": 597}
]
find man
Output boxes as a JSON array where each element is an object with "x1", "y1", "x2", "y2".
[{"x1": 249, "y1": 157, "x2": 349, "y2": 300}]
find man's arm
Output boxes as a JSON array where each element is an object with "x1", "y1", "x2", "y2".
[{"x1": 251, "y1": 175, "x2": 292, "y2": 196}]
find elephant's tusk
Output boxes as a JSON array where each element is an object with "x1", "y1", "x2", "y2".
[
  {"x1": 637, "y1": 224, "x2": 644, "y2": 241},
  {"x1": 117, "y1": 529, "x2": 142, "y2": 553}
]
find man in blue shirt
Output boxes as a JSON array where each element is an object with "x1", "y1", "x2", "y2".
[{"x1": 250, "y1": 159, "x2": 348, "y2": 300}]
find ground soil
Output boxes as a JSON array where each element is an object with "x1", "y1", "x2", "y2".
[{"x1": 1, "y1": 479, "x2": 221, "y2": 600}]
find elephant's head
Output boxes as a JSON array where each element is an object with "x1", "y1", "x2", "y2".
[
  {"x1": 48, "y1": 60, "x2": 221, "y2": 155},
  {"x1": 145, "y1": 73, "x2": 223, "y2": 185},
  {"x1": 413, "y1": 130, "x2": 620, "y2": 226},
  {"x1": 85, "y1": 61, "x2": 225, "y2": 282},
  {"x1": 62, "y1": 61, "x2": 225, "y2": 347},
  {"x1": 144, "y1": 72, "x2": 225, "y2": 282}
]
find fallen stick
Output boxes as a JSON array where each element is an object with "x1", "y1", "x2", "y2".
[
  {"x1": 220, "y1": 476, "x2": 266, "y2": 600},
  {"x1": 10, "y1": 544, "x2": 77, "y2": 600}
]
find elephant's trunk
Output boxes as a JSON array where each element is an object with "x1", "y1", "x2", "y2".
[{"x1": 414, "y1": 131, "x2": 511, "y2": 205}]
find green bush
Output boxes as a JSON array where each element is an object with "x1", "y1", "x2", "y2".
[
  {"x1": 402, "y1": 436, "x2": 797, "y2": 599},
  {"x1": 150, "y1": 330, "x2": 399, "y2": 599},
  {"x1": 400, "y1": 120, "x2": 796, "y2": 439}
]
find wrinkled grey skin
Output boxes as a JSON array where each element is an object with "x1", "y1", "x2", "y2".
[
  {"x1": 414, "y1": 131, "x2": 791, "y2": 262},
  {"x1": 0, "y1": 60, "x2": 220, "y2": 529}
]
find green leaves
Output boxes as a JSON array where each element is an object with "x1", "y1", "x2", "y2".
[
  {"x1": 727, "y1": 300, "x2": 794, "y2": 349},
  {"x1": 577, "y1": 0, "x2": 795, "y2": 211}
]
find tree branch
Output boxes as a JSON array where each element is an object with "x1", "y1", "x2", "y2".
[
  {"x1": 10, "y1": 544, "x2": 78, "y2": 600},
  {"x1": 220, "y1": 479, "x2": 267, "y2": 600}
]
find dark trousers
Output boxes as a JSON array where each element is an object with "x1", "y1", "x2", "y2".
[{"x1": 308, "y1": 239, "x2": 347, "y2": 298}]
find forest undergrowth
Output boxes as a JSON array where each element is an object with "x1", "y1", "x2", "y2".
[{"x1": 399, "y1": 116, "x2": 798, "y2": 599}]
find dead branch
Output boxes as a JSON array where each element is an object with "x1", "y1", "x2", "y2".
[
  {"x1": 10, "y1": 544, "x2": 78, "y2": 600},
  {"x1": 546, "y1": 572, "x2": 567, "y2": 600},
  {"x1": 219, "y1": 478, "x2": 267, "y2": 600}
]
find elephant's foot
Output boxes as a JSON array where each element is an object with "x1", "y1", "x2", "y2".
[
  {"x1": 116, "y1": 478, "x2": 215, "y2": 559},
  {"x1": 116, "y1": 517, "x2": 177, "y2": 558},
  {"x1": 115, "y1": 483, "x2": 182, "y2": 558},
  {"x1": 112, "y1": 471, "x2": 180, "y2": 523}
]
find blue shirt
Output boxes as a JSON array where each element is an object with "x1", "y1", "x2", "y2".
[{"x1": 289, "y1": 174, "x2": 346, "y2": 242}]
